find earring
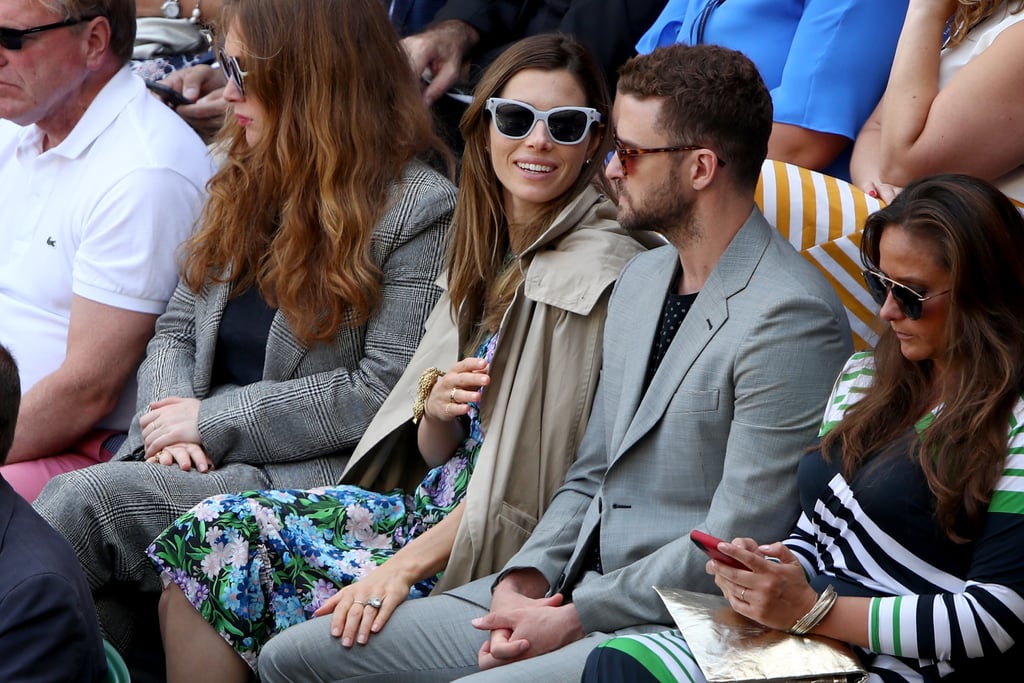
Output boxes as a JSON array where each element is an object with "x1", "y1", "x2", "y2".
[{"x1": 584, "y1": 159, "x2": 592, "y2": 166}]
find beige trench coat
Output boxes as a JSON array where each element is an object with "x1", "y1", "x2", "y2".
[{"x1": 339, "y1": 185, "x2": 651, "y2": 591}]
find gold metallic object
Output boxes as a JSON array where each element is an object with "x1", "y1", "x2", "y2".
[
  {"x1": 412, "y1": 367, "x2": 445, "y2": 424},
  {"x1": 654, "y1": 586, "x2": 866, "y2": 683}
]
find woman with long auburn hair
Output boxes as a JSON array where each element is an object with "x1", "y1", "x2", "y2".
[
  {"x1": 851, "y1": 0, "x2": 1024, "y2": 203},
  {"x1": 147, "y1": 32, "x2": 652, "y2": 681},
  {"x1": 585, "y1": 174, "x2": 1024, "y2": 682},
  {"x1": 31, "y1": 0, "x2": 456, "y2": 667}
]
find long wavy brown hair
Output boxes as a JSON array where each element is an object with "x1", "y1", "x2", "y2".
[
  {"x1": 447, "y1": 34, "x2": 611, "y2": 348},
  {"x1": 820, "y1": 174, "x2": 1024, "y2": 541},
  {"x1": 946, "y1": 0, "x2": 1024, "y2": 46},
  {"x1": 181, "y1": 0, "x2": 450, "y2": 345}
]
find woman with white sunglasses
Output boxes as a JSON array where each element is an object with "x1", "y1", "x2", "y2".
[{"x1": 150, "y1": 30, "x2": 651, "y2": 681}]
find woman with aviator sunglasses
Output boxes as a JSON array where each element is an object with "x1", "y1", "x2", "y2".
[
  {"x1": 584, "y1": 173, "x2": 1024, "y2": 682},
  {"x1": 149, "y1": 31, "x2": 650, "y2": 681}
]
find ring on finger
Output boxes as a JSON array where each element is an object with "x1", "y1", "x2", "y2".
[
  {"x1": 352, "y1": 600, "x2": 366, "y2": 606},
  {"x1": 444, "y1": 403, "x2": 451, "y2": 417},
  {"x1": 739, "y1": 588, "x2": 746, "y2": 601},
  {"x1": 449, "y1": 387, "x2": 457, "y2": 402},
  {"x1": 367, "y1": 596, "x2": 384, "y2": 609}
]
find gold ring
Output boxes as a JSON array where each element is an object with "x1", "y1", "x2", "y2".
[
  {"x1": 740, "y1": 588, "x2": 746, "y2": 601},
  {"x1": 352, "y1": 600, "x2": 366, "y2": 606},
  {"x1": 449, "y1": 388, "x2": 457, "y2": 402}
]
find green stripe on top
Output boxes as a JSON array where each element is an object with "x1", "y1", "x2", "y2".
[
  {"x1": 599, "y1": 637, "x2": 693, "y2": 683},
  {"x1": 869, "y1": 598, "x2": 882, "y2": 652},
  {"x1": 890, "y1": 596, "x2": 903, "y2": 657},
  {"x1": 989, "y1": 489, "x2": 1024, "y2": 514}
]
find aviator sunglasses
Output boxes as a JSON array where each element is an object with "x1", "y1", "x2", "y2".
[
  {"x1": 218, "y1": 47, "x2": 248, "y2": 96},
  {"x1": 0, "y1": 15, "x2": 96, "y2": 50},
  {"x1": 485, "y1": 98, "x2": 600, "y2": 145},
  {"x1": 862, "y1": 268, "x2": 950, "y2": 320}
]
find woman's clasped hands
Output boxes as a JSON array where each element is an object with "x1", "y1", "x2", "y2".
[
  {"x1": 141, "y1": 397, "x2": 214, "y2": 473},
  {"x1": 706, "y1": 537, "x2": 820, "y2": 633}
]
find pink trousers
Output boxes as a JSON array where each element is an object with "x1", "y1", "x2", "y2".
[{"x1": 1, "y1": 429, "x2": 120, "y2": 502}]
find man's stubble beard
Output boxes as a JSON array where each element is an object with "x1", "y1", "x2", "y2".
[{"x1": 616, "y1": 163, "x2": 700, "y2": 249}]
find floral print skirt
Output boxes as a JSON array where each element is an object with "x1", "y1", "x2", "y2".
[{"x1": 147, "y1": 332, "x2": 498, "y2": 671}]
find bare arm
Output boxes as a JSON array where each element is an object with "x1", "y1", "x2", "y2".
[
  {"x1": 850, "y1": 100, "x2": 884, "y2": 192},
  {"x1": 875, "y1": 1, "x2": 1024, "y2": 186},
  {"x1": 135, "y1": 0, "x2": 225, "y2": 23},
  {"x1": 416, "y1": 357, "x2": 489, "y2": 467},
  {"x1": 6, "y1": 296, "x2": 156, "y2": 463},
  {"x1": 767, "y1": 123, "x2": 850, "y2": 172}
]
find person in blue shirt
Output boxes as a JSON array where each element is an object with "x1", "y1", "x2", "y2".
[{"x1": 637, "y1": 0, "x2": 909, "y2": 179}]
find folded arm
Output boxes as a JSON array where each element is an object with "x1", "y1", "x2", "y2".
[{"x1": 868, "y1": 3, "x2": 1024, "y2": 187}]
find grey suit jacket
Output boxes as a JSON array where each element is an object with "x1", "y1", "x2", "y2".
[
  {"x1": 450, "y1": 208, "x2": 853, "y2": 633},
  {"x1": 117, "y1": 161, "x2": 457, "y2": 488}
]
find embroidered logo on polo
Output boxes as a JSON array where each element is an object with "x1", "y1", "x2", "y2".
[{"x1": 45, "y1": 236, "x2": 56, "y2": 247}]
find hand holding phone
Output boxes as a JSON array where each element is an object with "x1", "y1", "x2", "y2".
[
  {"x1": 690, "y1": 529, "x2": 780, "y2": 570},
  {"x1": 690, "y1": 529, "x2": 751, "y2": 569},
  {"x1": 146, "y1": 79, "x2": 195, "y2": 107}
]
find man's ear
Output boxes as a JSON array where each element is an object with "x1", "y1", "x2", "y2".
[
  {"x1": 690, "y1": 149, "x2": 721, "y2": 191},
  {"x1": 82, "y1": 17, "x2": 112, "y2": 70}
]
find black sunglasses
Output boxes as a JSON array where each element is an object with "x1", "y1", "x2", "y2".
[
  {"x1": 484, "y1": 97, "x2": 600, "y2": 145},
  {"x1": 862, "y1": 269, "x2": 950, "y2": 320},
  {"x1": 0, "y1": 15, "x2": 96, "y2": 50},
  {"x1": 218, "y1": 47, "x2": 248, "y2": 96}
]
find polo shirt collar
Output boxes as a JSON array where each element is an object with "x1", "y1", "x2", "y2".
[{"x1": 16, "y1": 65, "x2": 140, "y2": 161}]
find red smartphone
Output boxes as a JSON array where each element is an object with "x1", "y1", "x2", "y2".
[{"x1": 689, "y1": 529, "x2": 751, "y2": 570}]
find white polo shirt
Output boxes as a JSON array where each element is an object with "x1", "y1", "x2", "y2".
[{"x1": 0, "y1": 65, "x2": 214, "y2": 430}]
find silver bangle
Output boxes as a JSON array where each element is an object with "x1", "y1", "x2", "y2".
[{"x1": 787, "y1": 584, "x2": 837, "y2": 635}]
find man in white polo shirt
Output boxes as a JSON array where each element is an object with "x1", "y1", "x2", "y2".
[{"x1": 0, "y1": 0, "x2": 213, "y2": 500}]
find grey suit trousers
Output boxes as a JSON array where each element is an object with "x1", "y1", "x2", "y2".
[{"x1": 259, "y1": 593, "x2": 623, "y2": 683}]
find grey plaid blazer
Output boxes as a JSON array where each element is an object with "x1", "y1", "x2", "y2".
[
  {"x1": 117, "y1": 160, "x2": 456, "y2": 484},
  {"x1": 34, "y1": 162, "x2": 456, "y2": 641}
]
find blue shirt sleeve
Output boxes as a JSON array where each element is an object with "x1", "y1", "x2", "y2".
[
  {"x1": 636, "y1": 0, "x2": 908, "y2": 141},
  {"x1": 770, "y1": 0, "x2": 907, "y2": 141}
]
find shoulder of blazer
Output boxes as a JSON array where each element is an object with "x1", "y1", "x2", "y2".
[{"x1": 372, "y1": 161, "x2": 457, "y2": 253}]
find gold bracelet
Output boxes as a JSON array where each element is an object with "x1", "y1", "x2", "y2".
[
  {"x1": 787, "y1": 584, "x2": 838, "y2": 635},
  {"x1": 412, "y1": 367, "x2": 445, "y2": 424}
]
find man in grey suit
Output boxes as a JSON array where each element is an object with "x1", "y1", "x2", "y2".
[{"x1": 258, "y1": 43, "x2": 854, "y2": 682}]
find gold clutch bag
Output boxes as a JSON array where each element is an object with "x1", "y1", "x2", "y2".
[{"x1": 654, "y1": 586, "x2": 868, "y2": 683}]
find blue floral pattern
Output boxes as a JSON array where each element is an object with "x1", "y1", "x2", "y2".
[{"x1": 147, "y1": 331, "x2": 499, "y2": 670}]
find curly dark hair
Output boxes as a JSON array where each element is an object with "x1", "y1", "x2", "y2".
[{"x1": 616, "y1": 43, "x2": 772, "y2": 190}]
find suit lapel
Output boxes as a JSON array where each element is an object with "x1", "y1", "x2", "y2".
[
  {"x1": 263, "y1": 310, "x2": 309, "y2": 379},
  {"x1": 193, "y1": 283, "x2": 229, "y2": 396},
  {"x1": 614, "y1": 210, "x2": 772, "y2": 460},
  {"x1": 608, "y1": 246, "x2": 678, "y2": 452}
]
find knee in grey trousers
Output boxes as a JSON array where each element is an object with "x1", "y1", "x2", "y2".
[{"x1": 259, "y1": 593, "x2": 615, "y2": 683}]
